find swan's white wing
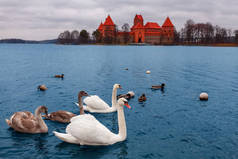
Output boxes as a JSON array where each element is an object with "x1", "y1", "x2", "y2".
[
  {"x1": 66, "y1": 114, "x2": 116, "y2": 145},
  {"x1": 53, "y1": 131, "x2": 79, "y2": 144},
  {"x1": 83, "y1": 95, "x2": 110, "y2": 110},
  {"x1": 70, "y1": 114, "x2": 94, "y2": 123}
]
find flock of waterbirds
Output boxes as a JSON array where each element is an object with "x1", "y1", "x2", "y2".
[{"x1": 5, "y1": 72, "x2": 207, "y2": 146}]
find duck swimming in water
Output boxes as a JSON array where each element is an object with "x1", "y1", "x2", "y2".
[
  {"x1": 151, "y1": 83, "x2": 165, "y2": 91},
  {"x1": 117, "y1": 91, "x2": 135, "y2": 100},
  {"x1": 54, "y1": 74, "x2": 64, "y2": 78},
  {"x1": 38, "y1": 85, "x2": 48, "y2": 91},
  {"x1": 138, "y1": 94, "x2": 146, "y2": 102}
]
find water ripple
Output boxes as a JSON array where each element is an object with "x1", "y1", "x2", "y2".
[{"x1": 0, "y1": 45, "x2": 238, "y2": 159}]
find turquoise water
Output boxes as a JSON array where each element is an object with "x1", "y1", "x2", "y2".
[{"x1": 0, "y1": 44, "x2": 238, "y2": 159}]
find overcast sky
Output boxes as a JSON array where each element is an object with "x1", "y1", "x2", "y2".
[{"x1": 0, "y1": 0, "x2": 237, "y2": 40}]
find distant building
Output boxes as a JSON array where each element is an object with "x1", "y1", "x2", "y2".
[{"x1": 97, "y1": 14, "x2": 175, "y2": 44}]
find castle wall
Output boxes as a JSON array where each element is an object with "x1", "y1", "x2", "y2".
[
  {"x1": 133, "y1": 29, "x2": 145, "y2": 43},
  {"x1": 102, "y1": 25, "x2": 115, "y2": 37},
  {"x1": 145, "y1": 35, "x2": 161, "y2": 44}
]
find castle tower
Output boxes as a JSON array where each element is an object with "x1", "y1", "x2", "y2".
[
  {"x1": 134, "y1": 14, "x2": 144, "y2": 26},
  {"x1": 162, "y1": 17, "x2": 174, "y2": 44},
  {"x1": 131, "y1": 14, "x2": 145, "y2": 43},
  {"x1": 102, "y1": 15, "x2": 116, "y2": 38}
]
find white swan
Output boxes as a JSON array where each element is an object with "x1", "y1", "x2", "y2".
[
  {"x1": 53, "y1": 98, "x2": 131, "y2": 145},
  {"x1": 75, "y1": 84, "x2": 121, "y2": 113}
]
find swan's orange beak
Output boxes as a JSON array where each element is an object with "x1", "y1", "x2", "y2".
[{"x1": 124, "y1": 103, "x2": 131, "y2": 109}]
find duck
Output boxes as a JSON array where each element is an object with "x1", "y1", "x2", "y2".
[
  {"x1": 5, "y1": 106, "x2": 48, "y2": 133},
  {"x1": 38, "y1": 85, "x2": 47, "y2": 91},
  {"x1": 54, "y1": 74, "x2": 64, "y2": 78},
  {"x1": 74, "y1": 84, "x2": 122, "y2": 113},
  {"x1": 138, "y1": 94, "x2": 146, "y2": 102},
  {"x1": 151, "y1": 83, "x2": 165, "y2": 91},
  {"x1": 117, "y1": 91, "x2": 135, "y2": 100},
  {"x1": 53, "y1": 98, "x2": 131, "y2": 145},
  {"x1": 43, "y1": 91, "x2": 88, "y2": 123}
]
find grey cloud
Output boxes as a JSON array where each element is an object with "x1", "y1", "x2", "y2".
[{"x1": 0, "y1": 0, "x2": 237, "y2": 40}]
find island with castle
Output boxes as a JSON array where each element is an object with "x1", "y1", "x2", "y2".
[
  {"x1": 56, "y1": 14, "x2": 237, "y2": 46},
  {"x1": 97, "y1": 14, "x2": 175, "y2": 45}
]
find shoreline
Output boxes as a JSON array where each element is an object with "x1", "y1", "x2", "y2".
[
  {"x1": 174, "y1": 43, "x2": 238, "y2": 47},
  {"x1": 1, "y1": 42, "x2": 238, "y2": 47}
]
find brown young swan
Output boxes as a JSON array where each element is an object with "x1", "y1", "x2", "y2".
[
  {"x1": 43, "y1": 91, "x2": 89, "y2": 123},
  {"x1": 5, "y1": 106, "x2": 48, "y2": 134}
]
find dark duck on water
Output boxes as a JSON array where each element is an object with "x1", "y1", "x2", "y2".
[
  {"x1": 54, "y1": 74, "x2": 64, "y2": 78},
  {"x1": 151, "y1": 83, "x2": 165, "y2": 91},
  {"x1": 138, "y1": 94, "x2": 147, "y2": 102}
]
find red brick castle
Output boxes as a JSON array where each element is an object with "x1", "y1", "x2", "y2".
[{"x1": 97, "y1": 14, "x2": 175, "y2": 44}]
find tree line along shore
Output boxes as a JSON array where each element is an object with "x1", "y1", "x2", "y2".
[
  {"x1": 57, "y1": 19, "x2": 238, "y2": 46},
  {"x1": 1, "y1": 19, "x2": 237, "y2": 46}
]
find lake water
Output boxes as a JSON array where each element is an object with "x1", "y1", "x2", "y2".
[{"x1": 0, "y1": 44, "x2": 238, "y2": 159}]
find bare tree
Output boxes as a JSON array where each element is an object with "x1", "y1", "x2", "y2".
[
  {"x1": 122, "y1": 23, "x2": 130, "y2": 32},
  {"x1": 121, "y1": 23, "x2": 130, "y2": 44},
  {"x1": 234, "y1": 30, "x2": 238, "y2": 43},
  {"x1": 185, "y1": 19, "x2": 195, "y2": 43},
  {"x1": 179, "y1": 20, "x2": 234, "y2": 44},
  {"x1": 174, "y1": 28, "x2": 180, "y2": 44}
]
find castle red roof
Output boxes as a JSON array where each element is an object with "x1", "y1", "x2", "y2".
[
  {"x1": 135, "y1": 14, "x2": 143, "y2": 21},
  {"x1": 162, "y1": 17, "x2": 174, "y2": 27},
  {"x1": 104, "y1": 15, "x2": 115, "y2": 25},
  {"x1": 144, "y1": 22, "x2": 161, "y2": 29},
  {"x1": 131, "y1": 23, "x2": 144, "y2": 29},
  {"x1": 98, "y1": 22, "x2": 103, "y2": 30}
]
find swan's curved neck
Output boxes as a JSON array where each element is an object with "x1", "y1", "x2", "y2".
[
  {"x1": 112, "y1": 87, "x2": 118, "y2": 108},
  {"x1": 117, "y1": 106, "x2": 127, "y2": 141},
  {"x1": 78, "y1": 95, "x2": 84, "y2": 115},
  {"x1": 35, "y1": 108, "x2": 48, "y2": 131}
]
